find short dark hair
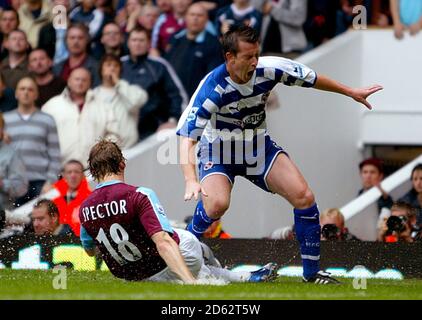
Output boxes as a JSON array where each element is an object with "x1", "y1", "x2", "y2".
[
  {"x1": 1, "y1": 8, "x2": 20, "y2": 25},
  {"x1": 411, "y1": 164, "x2": 422, "y2": 179},
  {"x1": 128, "y1": 25, "x2": 151, "y2": 41},
  {"x1": 30, "y1": 48, "x2": 50, "y2": 57},
  {"x1": 66, "y1": 23, "x2": 90, "y2": 41},
  {"x1": 63, "y1": 159, "x2": 84, "y2": 172},
  {"x1": 359, "y1": 157, "x2": 384, "y2": 174},
  {"x1": 34, "y1": 199, "x2": 59, "y2": 218},
  {"x1": 221, "y1": 25, "x2": 259, "y2": 60},
  {"x1": 391, "y1": 201, "x2": 416, "y2": 219},
  {"x1": 88, "y1": 139, "x2": 125, "y2": 181},
  {"x1": 99, "y1": 53, "x2": 122, "y2": 80}
]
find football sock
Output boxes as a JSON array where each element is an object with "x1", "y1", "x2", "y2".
[
  {"x1": 187, "y1": 200, "x2": 216, "y2": 239},
  {"x1": 294, "y1": 203, "x2": 321, "y2": 280}
]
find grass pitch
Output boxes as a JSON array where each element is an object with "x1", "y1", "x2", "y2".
[{"x1": 1, "y1": 270, "x2": 422, "y2": 300}]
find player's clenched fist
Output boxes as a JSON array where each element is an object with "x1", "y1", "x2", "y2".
[{"x1": 184, "y1": 179, "x2": 208, "y2": 201}]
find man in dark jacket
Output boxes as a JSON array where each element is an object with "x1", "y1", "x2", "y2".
[
  {"x1": 121, "y1": 27, "x2": 186, "y2": 140},
  {"x1": 165, "y1": 3, "x2": 224, "y2": 98},
  {"x1": 53, "y1": 23, "x2": 100, "y2": 87}
]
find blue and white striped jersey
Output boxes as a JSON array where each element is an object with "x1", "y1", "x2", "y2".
[{"x1": 176, "y1": 56, "x2": 317, "y2": 146}]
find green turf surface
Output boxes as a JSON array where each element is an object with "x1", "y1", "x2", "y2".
[{"x1": 1, "y1": 270, "x2": 422, "y2": 300}]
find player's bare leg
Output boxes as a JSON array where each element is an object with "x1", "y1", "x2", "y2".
[
  {"x1": 266, "y1": 153, "x2": 339, "y2": 284},
  {"x1": 266, "y1": 153, "x2": 315, "y2": 209},
  {"x1": 186, "y1": 174, "x2": 232, "y2": 238},
  {"x1": 201, "y1": 174, "x2": 232, "y2": 219}
]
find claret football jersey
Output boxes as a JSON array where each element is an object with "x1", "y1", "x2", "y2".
[{"x1": 79, "y1": 180, "x2": 179, "y2": 281}]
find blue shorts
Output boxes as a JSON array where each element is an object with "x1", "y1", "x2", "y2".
[{"x1": 198, "y1": 135, "x2": 288, "y2": 193}]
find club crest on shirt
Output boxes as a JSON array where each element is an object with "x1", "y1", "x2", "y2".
[{"x1": 203, "y1": 161, "x2": 214, "y2": 171}]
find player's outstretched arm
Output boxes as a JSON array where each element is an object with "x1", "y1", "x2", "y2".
[
  {"x1": 180, "y1": 136, "x2": 208, "y2": 201},
  {"x1": 151, "y1": 231, "x2": 197, "y2": 284},
  {"x1": 314, "y1": 74, "x2": 383, "y2": 110}
]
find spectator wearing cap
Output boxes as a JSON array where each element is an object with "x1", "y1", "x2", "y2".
[
  {"x1": 358, "y1": 157, "x2": 393, "y2": 213},
  {"x1": 398, "y1": 164, "x2": 422, "y2": 224},
  {"x1": 165, "y1": 3, "x2": 223, "y2": 98}
]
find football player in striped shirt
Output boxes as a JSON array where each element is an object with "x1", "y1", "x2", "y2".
[{"x1": 177, "y1": 25, "x2": 383, "y2": 284}]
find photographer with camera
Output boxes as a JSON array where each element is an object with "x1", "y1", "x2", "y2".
[
  {"x1": 378, "y1": 201, "x2": 421, "y2": 243},
  {"x1": 320, "y1": 208, "x2": 360, "y2": 241}
]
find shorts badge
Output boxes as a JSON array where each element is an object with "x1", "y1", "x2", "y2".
[{"x1": 204, "y1": 161, "x2": 214, "y2": 171}]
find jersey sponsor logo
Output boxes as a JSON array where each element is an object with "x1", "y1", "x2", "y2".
[
  {"x1": 203, "y1": 161, "x2": 214, "y2": 171},
  {"x1": 242, "y1": 112, "x2": 265, "y2": 126}
]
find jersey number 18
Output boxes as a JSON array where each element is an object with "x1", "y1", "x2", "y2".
[{"x1": 96, "y1": 223, "x2": 142, "y2": 265}]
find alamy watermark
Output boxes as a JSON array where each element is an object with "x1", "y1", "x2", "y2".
[
  {"x1": 52, "y1": 5, "x2": 67, "y2": 30},
  {"x1": 52, "y1": 265, "x2": 67, "y2": 290},
  {"x1": 352, "y1": 5, "x2": 367, "y2": 30},
  {"x1": 352, "y1": 265, "x2": 368, "y2": 290},
  {"x1": 156, "y1": 129, "x2": 268, "y2": 175}
]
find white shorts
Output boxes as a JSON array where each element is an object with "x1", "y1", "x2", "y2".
[{"x1": 146, "y1": 228, "x2": 204, "y2": 283}]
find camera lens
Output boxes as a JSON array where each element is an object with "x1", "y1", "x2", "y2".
[
  {"x1": 386, "y1": 215, "x2": 407, "y2": 233},
  {"x1": 321, "y1": 224, "x2": 339, "y2": 240}
]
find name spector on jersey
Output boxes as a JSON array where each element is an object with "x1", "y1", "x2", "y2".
[{"x1": 79, "y1": 181, "x2": 179, "y2": 281}]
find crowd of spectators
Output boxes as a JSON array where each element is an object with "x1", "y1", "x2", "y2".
[{"x1": 0, "y1": 0, "x2": 420, "y2": 238}]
